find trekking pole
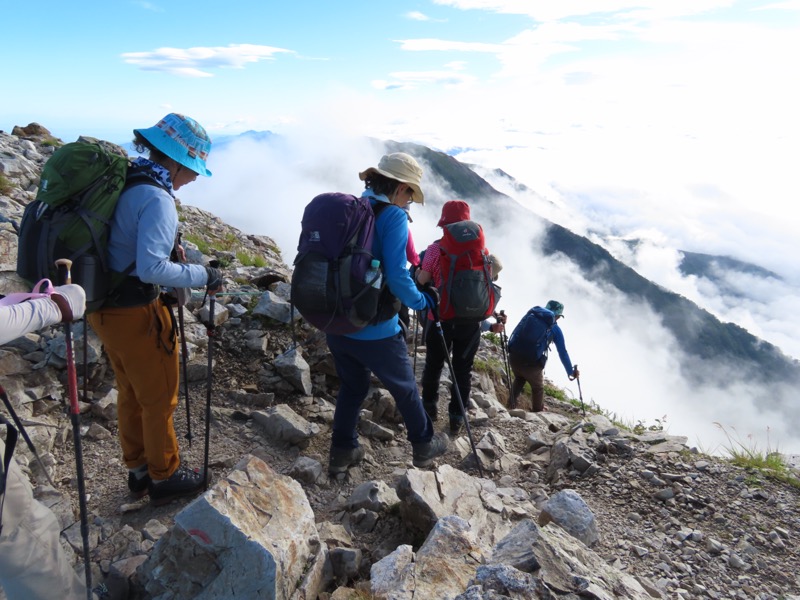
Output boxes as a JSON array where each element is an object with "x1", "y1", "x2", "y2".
[
  {"x1": 173, "y1": 231, "x2": 193, "y2": 447},
  {"x1": 177, "y1": 303, "x2": 192, "y2": 447},
  {"x1": 429, "y1": 304, "x2": 484, "y2": 478},
  {"x1": 412, "y1": 309, "x2": 420, "y2": 374},
  {"x1": 55, "y1": 259, "x2": 93, "y2": 600},
  {"x1": 0, "y1": 384, "x2": 56, "y2": 488},
  {"x1": 495, "y1": 310, "x2": 513, "y2": 393},
  {"x1": 82, "y1": 319, "x2": 89, "y2": 418},
  {"x1": 202, "y1": 260, "x2": 219, "y2": 491},
  {"x1": 574, "y1": 365, "x2": 586, "y2": 417}
]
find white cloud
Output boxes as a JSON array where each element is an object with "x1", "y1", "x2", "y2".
[
  {"x1": 397, "y1": 38, "x2": 505, "y2": 53},
  {"x1": 754, "y1": 0, "x2": 800, "y2": 9},
  {"x1": 432, "y1": 0, "x2": 735, "y2": 21},
  {"x1": 133, "y1": 1, "x2": 164, "y2": 12},
  {"x1": 406, "y1": 11, "x2": 431, "y2": 21},
  {"x1": 121, "y1": 43, "x2": 292, "y2": 77},
  {"x1": 372, "y1": 69, "x2": 478, "y2": 90}
]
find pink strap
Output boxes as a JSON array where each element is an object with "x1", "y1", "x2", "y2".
[{"x1": 0, "y1": 279, "x2": 54, "y2": 307}]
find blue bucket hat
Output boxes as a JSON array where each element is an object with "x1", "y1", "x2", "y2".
[{"x1": 134, "y1": 113, "x2": 212, "y2": 176}]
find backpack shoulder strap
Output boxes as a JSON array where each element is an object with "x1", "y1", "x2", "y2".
[
  {"x1": 372, "y1": 201, "x2": 400, "y2": 219},
  {"x1": 123, "y1": 167, "x2": 170, "y2": 193}
]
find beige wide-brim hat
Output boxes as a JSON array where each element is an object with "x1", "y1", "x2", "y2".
[{"x1": 359, "y1": 152, "x2": 425, "y2": 204}]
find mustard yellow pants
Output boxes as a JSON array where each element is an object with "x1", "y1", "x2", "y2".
[{"x1": 88, "y1": 298, "x2": 180, "y2": 480}]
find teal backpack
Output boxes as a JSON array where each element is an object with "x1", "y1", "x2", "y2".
[{"x1": 16, "y1": 137, "x2": 158, "y2": 312}]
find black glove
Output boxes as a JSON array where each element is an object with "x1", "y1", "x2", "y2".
[
  {"x1": 205, "y1": 266, "x2": 223, "y2": 292},
  {"x1": 421, "y1": 284, "x2": 439, "y2": 312}
]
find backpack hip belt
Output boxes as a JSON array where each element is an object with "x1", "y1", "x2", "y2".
[{"x1": 107, "y1": 276, "x2": 160, "y2": 308}]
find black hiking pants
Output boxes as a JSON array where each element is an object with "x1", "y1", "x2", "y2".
[{"x1": 421, "y1": 320, "x2": 481, "y2": 418}]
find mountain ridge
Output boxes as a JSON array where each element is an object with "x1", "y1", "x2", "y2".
[{"x1": 379, "y1": 140, "x2": 800, "y2": 390}]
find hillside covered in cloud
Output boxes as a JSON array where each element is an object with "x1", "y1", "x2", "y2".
[{"x1": 385, "y1": 140, "x2": 800, "y2": 387}]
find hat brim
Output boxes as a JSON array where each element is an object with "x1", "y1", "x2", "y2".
[
  {"x1": 134, "y1": 126, "x2": 212, "y2": 177},
  {"x1": 358, "y1": 166, "x2": 424, "y2": 205}
]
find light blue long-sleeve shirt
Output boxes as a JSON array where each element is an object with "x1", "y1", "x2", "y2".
[
  {"x1": 346, "y1": 192, "x2": 429, "y2": 341},
  {"x1": 107, "y1": 172, "x2": 208, "y2": 289}
]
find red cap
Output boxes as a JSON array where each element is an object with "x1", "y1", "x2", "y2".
[{"x1": 437, "y1": 200, "x2": 471, "y2": 227}]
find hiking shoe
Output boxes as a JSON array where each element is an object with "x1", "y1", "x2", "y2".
[
  {"x1": 128, "y1": 470, "x2": 151, "y2": 499},
  {"x1": 412, "y1": 432, "x2": 450, "y2": 468},
  {"x1": 423, "y1": 402, "x2": 439, "y2": 422},
  {"x1": 328, "y1": 445, "x2": 366, "y2": 476},
  {"x1": 148, "y1": 465, "x2": 206, "y2": 507},
  {"x1": 449, "y1": 414, "x2": 464, "y2": 436}
]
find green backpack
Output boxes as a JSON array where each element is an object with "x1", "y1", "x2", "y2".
[{"x1": 16, "y1": 137, "x2": 157, "y2": 312}]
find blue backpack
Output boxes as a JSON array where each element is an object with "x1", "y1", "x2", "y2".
[
  {"x1": 508, "y1": 306, "x2": 556, "y2": 363},
  {"x1": 290, "y1": 193, "x2": 399, "y2": 334}
]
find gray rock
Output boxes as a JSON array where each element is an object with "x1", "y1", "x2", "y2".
[
  {"x1": 252, "y1": 404, "x2": 320, "y2": 448},
  {"x1": 538, "y1": 489, "x2": 600, "y2": 547},
  {"x1": 273, "y1": 347, "x2": 312, "y2": 394},
  {"x1": 136, "y1": 455, "x2": 325, "y2": 600}
]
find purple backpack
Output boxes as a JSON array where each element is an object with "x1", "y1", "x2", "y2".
[{"x1": 291, "y1": 193, "x2": 395, "y2": 334}]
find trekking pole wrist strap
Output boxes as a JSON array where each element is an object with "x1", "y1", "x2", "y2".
[{"x1": 50, "y1": 292, "x2": 73, "y2": 322}]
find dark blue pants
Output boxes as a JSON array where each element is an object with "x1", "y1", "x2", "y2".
[
  {"x1": 421, "y1": 320, "x2": 481, "y2": 417},
  {"x1": 326, "y1": 332, "x2": 433, "y2": 449}
]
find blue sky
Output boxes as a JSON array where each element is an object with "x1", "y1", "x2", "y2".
[
  {"x1": 4, "y1": 0, "x2": 800, "y2": 452},
  {"x1": 5, "y1": 1, "x2": 798, "y2": 151}
]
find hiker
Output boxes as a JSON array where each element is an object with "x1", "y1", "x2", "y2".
[
  {"x1": 508, "y1": 300, "x2": 579, "y2": 412},
  {"x1": 326, "y1": 152, "x2": 449, "y2": 475},
  {"x1": 0, "y1": 285, "x2": 88, "y2": 600},
  {"x1": 416, "y1": 200, "x2": 503, "y2": 434},
  {"x1": 86, "y1": 113, "x2": 223, "y2": 506}
]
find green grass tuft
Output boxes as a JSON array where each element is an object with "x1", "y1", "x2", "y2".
[
  {"x1": 236, "y1": 250, "x2": 267, "y2": 268},
  {"x1": 0, "y1": 174, "x2": 14, "y2": 196},
  {"x1": 715, "y1": 423, "x2": 800, "y2": 489}
]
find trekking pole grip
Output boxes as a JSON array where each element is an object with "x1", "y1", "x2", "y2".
[
  {"x1": 208, "y1": 259, "x2": 220, "y2": 297},
  {"x1": 55, "y1": 258, "x2": 73, "y2": 285}
]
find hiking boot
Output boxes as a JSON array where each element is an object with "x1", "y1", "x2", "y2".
[
  {"x1": 449, "y1": 414, "x2": 464, "y2": 436},
  {"x1": 328, "y1": 445, "x2": 366, "y2": 476},
  {"x1": 423, "y1": 401, "x2": 439, "y2": 422},
  {"x1": 128, "y1": 470, "x2": 151, "y2": 499},
  {"x1": 412, "y1": 432, "x2": 450, "y2": 468},
  {"x1": 148, "y1": 465, "x2": 206, "y2": 507}
]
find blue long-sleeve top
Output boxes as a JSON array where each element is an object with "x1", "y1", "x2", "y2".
[
  {"x1": 548, "y1": 323, "x2": 574, "y2": 377},
  {"x1": 107, "y1": 163, "x2": 208, "y2": 289},
  {"x1": 346, "y1": 191, "x2": 429, "y2": 340}
]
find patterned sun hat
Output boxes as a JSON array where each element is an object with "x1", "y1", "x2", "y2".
[{"x1": 134, "y1": 113, "x2": 212, "y2": 176}]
